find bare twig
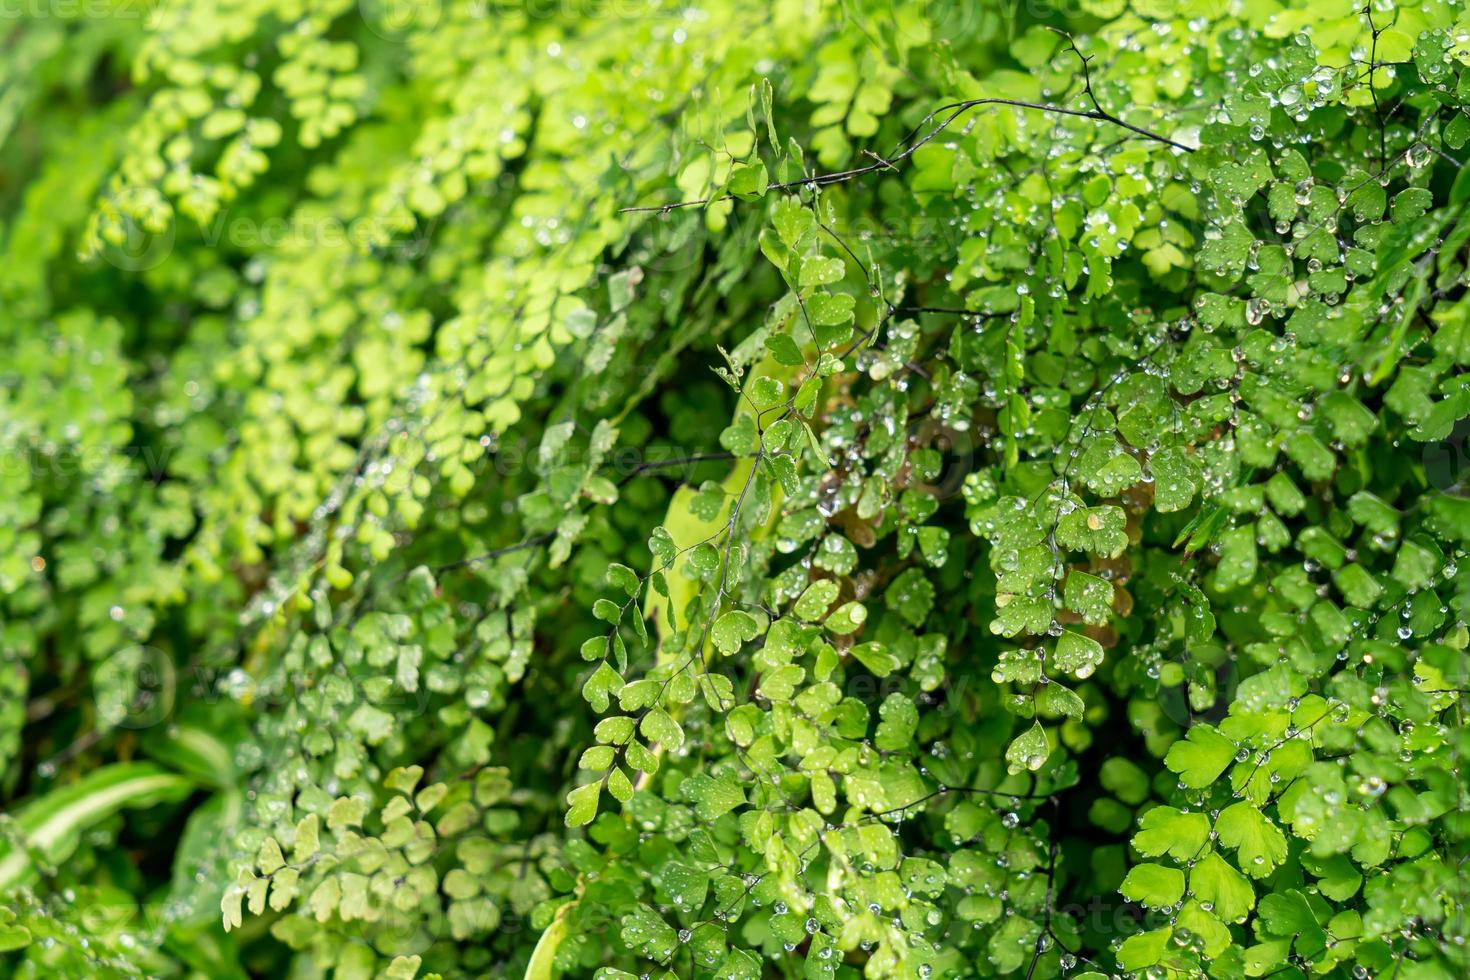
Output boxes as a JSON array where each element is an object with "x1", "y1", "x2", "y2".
[{"x1": 621, "y1": 80, "x2": 1193, "y2": 214}]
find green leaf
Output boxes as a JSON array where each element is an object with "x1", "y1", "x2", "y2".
[
  {"x1": 1055, "y1": 504, "x2": 1128, "y2": 557},
  {"x1": 1005, "y1": 722, "x2": 1049, "y2": 774},
  {"x1": 1215, "y1": 801, "x2": 1288, "y2": 878},
  {"x1": 1132, "y1": 806, "x2": 1210, "y2": 861},
  {"x1": 874, "y1": 694, "x2": 918, "y2": 750},
  {"x1": 1150, "y1": 447, "x2": 1201, "y2": 513},
  {"x1": 765, "y1": 333, "x2": 805, "y2": 367},
  {"x1": 606, "y1": 563, "x2": 640, "y2": 596},
  {"x1": 1258, "y1": 889, "x2": 1323, "y2": 951},
  {"x1": 525, "y1": 902, "x2": 576, "y2": 980},
  {"x1": 772, "y1": 196, "x2": 814, "y2": 247},
  {"x1": 728, "y1": 161, "x2": 769, "y2": 199},
  {"x1": 1037, "y1": 680, "x2": 1085, "y2": 719},
  {"x1": 823, "y1": 601, "x2": 867, "y2": 635},
  {"x1": 1120, "y1": 863, "x2": 1185, "y2": 909},
  {"x1": 0, "y1": 764, "x2": 193, "y2": 891},
  {"x1": 639, "y1": 708, "x2": 685, "y2": 750},
  {"x1": 793, "y1": 579, "x2": 839, "y2": 620},
  {"x1": 683, "y1": 773, "x2": 745, "y2": 821},
  {"x1": 565, "y1": 782, "x2": 602, "y2": 827},
  {"x1": 850, "y1": 642, "x2": 901, "y2": 677},
  {"x1": 1053, "y1": 630, "x2": 1105, "y2": 678},
  {"x1": 256, "y1": 837, "x2": 286, "y2": 875},
  {"x1": 0, "y1": 925, "x2": 31, "y2": 953},
  {"x1": 1101, "y1": 758, "x2": 1150, "y2": 807},
  {"x1": 712, "y1": 610, "x2": 760, "y2": 655},
  {"x1": 797, "y1": 256, "x2": 845, "y2": 287},
  {"x1": 582, "y1": 661, "x2": 624, "y2": 713},
  {"x1": 1064, "y1": 571, "x2": 1114, "y2": 625},
  {"x1": 1191, "y1": 851, "x2": 1255, "y2": 923},
  {"x1": 1163, "y1": 725, "x2": 1236, "y2": 789},
  {"x1": 1115, "y1": 928, "x2": 1170, "y2": 971}
]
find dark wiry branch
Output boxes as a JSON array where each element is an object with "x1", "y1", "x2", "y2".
[
  {"x1": 1054, "y1": 29, "x2": 1105, "y2": 115},
  {"x1": 431, "y1": 531, "x2": 556, "y2": 573},
  {"x1": 615, "y1": 451, "x2": 736, "y2": 484},
  {"x1": 1365, "y1": 3, "x2": 1393, "y2": 169},
  {"x1": 870, "y1": 782, "x2": 1054, "y2": 819},
  {"x1": 1024, "y1": 797, "x2": 1063, "y2": 980},
  {"x1": 894, "y1": 305, "x2": 1012, "y2": 316},
  {"x1": 621, "y1": 64, "x2": 1194, "y2": 214}
]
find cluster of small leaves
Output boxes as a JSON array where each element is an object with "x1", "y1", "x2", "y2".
[
  {"x1": 547, "y1": 5, "x2": 1470, "y2": 980},
  {"x1": 1, "y1": 1, "x2": 1468, "y2": 980}
]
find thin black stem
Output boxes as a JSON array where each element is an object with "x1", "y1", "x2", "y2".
[
  {"x1": 621, "y1": 90, "x2": 1192, "y2": 214},
  {"x1": 1365, "y1": 4, "x2": 1391, "y2": 170},
  {"x1": 1025, "y1": 797, "x2": 1062, "y2": 980},
  {"x1": 615, "y1": 451, "x2": 737, "y2": 485},
  {"x1": 431, "y1": 531, "x2": 555, "y2": 573}
]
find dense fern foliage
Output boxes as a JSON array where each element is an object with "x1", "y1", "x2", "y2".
[{"x1": 2, "y1": 1, "x2": 1469, "y2": 978}]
